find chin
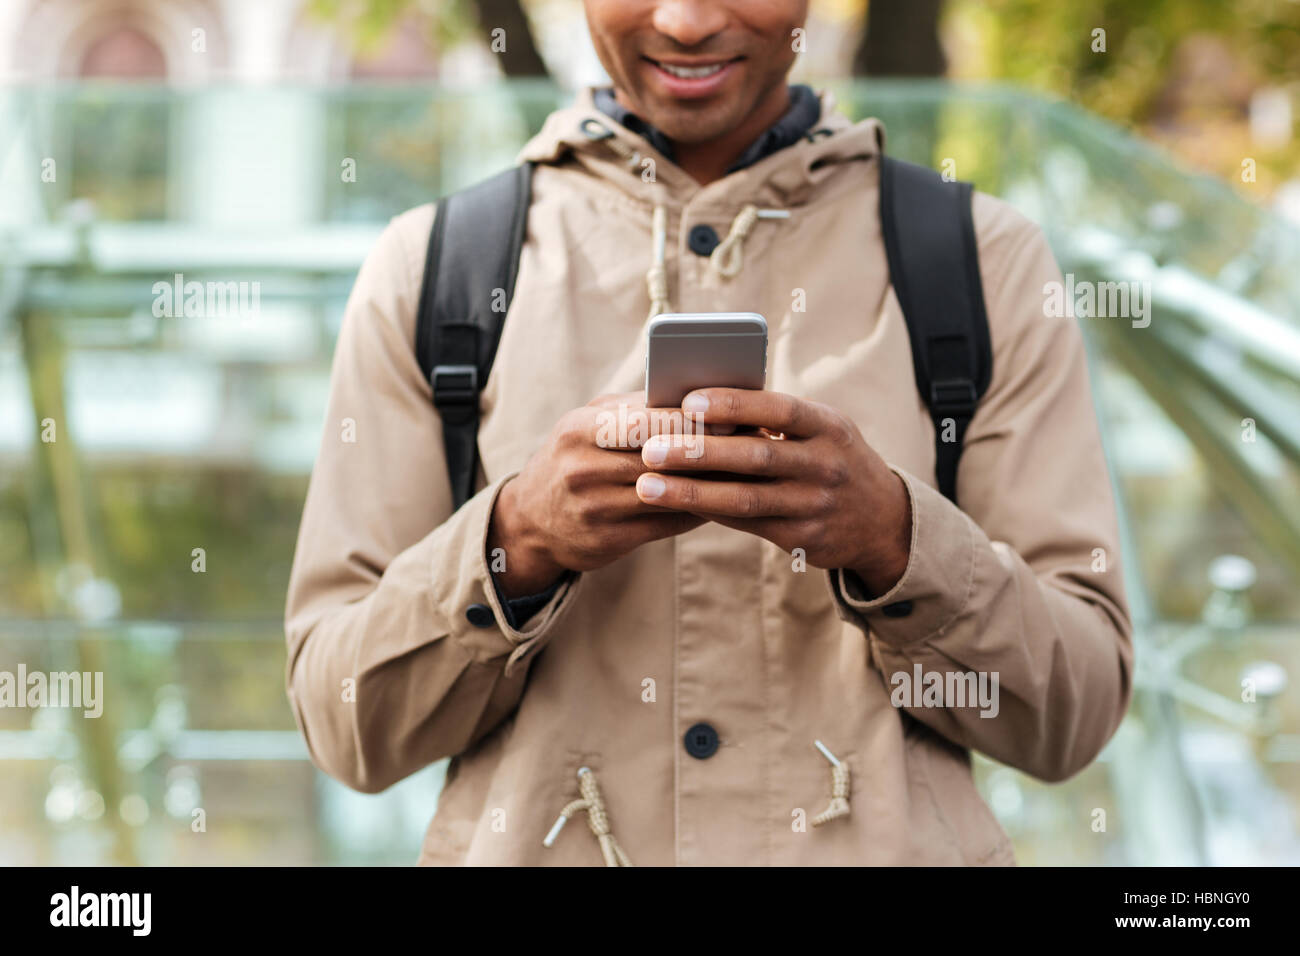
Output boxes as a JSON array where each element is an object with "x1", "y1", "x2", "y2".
[{"x1": 642, "y1": 102, "x2": 738, "y2": 144}]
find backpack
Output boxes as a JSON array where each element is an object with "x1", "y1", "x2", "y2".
[{"x1": 414, "y1": 155, "x2": 991, "y2": 511}]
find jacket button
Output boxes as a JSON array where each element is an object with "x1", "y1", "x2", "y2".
[
  {"x1": 683, "y1": 722, "x2": 719, "y2": 759},
  {"x1": 465, "y1": 603, "x2": 494, "y2": 628},
  {"x1": 882, "y1": 600, "x2": 913, "y2": 618},
  {"x1": 687, "y1": 224, "x2": 720, "y2": 257}
]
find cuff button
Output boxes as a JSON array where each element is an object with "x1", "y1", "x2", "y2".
[
  {"x1": 465, "y1": 603, "x2": 495, "y2": 628},
  {"x1": 881, "y1": 600, "x2": 913, "y2": 618}
]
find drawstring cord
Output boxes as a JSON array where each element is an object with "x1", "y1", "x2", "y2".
[
  {"x1": 647, "y1": 204, "x2": 671, "y2": 320},
  {"x1": 543, "y1": 767, "x2": 633, "y2": 867},
  {"x1": 710, "y1": 205, "x2": 790, "y2": 278},
  {"x1": 543, "y1": 749, "x2": 845, "y2": 863},
  {"x1": 584, "y1": 117, "x2": 643, "y2": 172},
  {"x1": 644, "y1": 203, "x2": 789, "y2": 319},
  {"x1": 579, "y1": 118, "x2": 791, "y2": 328},
  {"x1": 540, "y1": 748, "x2": 844, "y2": 863},
  {"x1": 812, "y1": 740, "x2": 851, "y2": 826},
  {"x1": 710, "y1": 204, "x2": 758, "y2": 278}
]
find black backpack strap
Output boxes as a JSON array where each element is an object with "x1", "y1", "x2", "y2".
[
  {"x1": 416, "y1": 162, "x2": 533, "y2": 511},
  {"x1": 878, "y1": 155, "x2": 992, "y2": 504}
]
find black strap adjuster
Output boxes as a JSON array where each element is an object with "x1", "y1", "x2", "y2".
[
  {"x1": 929, "y1": 378, "x2": 978, "y2": 417},
  {"x1": 431, "y1": 364, "x2": 479, "y2": 408}
]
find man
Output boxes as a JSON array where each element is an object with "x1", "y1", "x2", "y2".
[{"x1": 285, "y1": 0, "x2": 1133, "y2": 865}]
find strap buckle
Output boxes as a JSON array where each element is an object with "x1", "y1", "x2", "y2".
[
  {"x1": 929, "y1": 378, "x2": 977, "y2": 418},
  {"x1": 431, "y1": 364, "x2": 479, "y2": 408}
]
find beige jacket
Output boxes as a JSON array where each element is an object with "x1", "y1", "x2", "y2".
[{"x1": 285, "y1": 89, "x2": 1133, "y2": 866}]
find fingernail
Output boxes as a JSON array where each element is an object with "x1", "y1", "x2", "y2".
[
  {"x1": 638, "y1": 474, "x2": 666, "y2": 499},
  {"x1": 682, "y1": 392, "x2": 709, "y2": 413},
  {"x1": 643, "y1": 435, "x2": 669, "y2": 464}
]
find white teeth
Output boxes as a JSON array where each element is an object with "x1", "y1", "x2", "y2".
[{"x1": 658, "y1": 62, "x2": 726, "y2": 79}]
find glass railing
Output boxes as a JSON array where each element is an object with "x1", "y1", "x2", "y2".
[{"x1": 1, "y1": 81, "x2": 1297, "y2": 865}]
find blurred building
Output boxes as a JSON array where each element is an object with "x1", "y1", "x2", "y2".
[{"x1": 0, "y1": 0, "x2": 444, "y2": 83}]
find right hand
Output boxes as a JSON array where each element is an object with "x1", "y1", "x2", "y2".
[{"x1": 487, "y1": 392, "x2": 709, "y2": 596}]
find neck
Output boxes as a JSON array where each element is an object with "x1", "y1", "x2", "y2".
[{"x1": 623, "y1": 84, "x2": 792, "y2": 187}]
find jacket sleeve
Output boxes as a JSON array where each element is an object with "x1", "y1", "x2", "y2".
[
  {"x1": 284, "y1": 206, "x2": 582, "y2": 794},
  {"x1": 828, "y1": 196, "x2": 1134, "y2": 783}
]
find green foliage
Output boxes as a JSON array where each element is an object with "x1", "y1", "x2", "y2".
[
  {"x1": 307, "y1": 0, "x2": 478, "y2": 55},
  {"x1": 949, "y1": 0, "x2": 1300, "y2": 191},
  {"x1": 90, "y1": 466, "x2": 307, "y2": 620}
]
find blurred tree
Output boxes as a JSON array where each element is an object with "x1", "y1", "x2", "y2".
[
  {"x1": 474, "y1": 0, "x2": 549, "y2": 76},
  {"x1": 945, "y1": 0, "x2": 1300, "y2": 190},
  {"x1": 853, "y1": 0, "x2": 946, "y2": 77},
  {"x1": 845, "y1": 0, "x2": 947, "y2": 176},
  {"x1": 311, "y1": 0, "x2": 551, "y2": 77}
]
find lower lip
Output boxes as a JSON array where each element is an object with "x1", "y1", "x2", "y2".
[{"x1": 645, "y1": 59, "x2": 740, "y2": 99}]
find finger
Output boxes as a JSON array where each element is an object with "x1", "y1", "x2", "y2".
[
  {"x1": 587, "y1": 391, "x2": 644, "y2": 410},
  {"x1": 626, "y1": 511, "x2": 708, "y2": 542},
  {"x1": 694, "y1": 512, "x2": 789, "y2": 544},
  {"x1": 565, "y1": 484, "x2": 687, "y2": 524},
  {"x1": 565, "y1": 447, "x2": 652, "y2": 489},
  {"x1": 585, "y1": 403, "x2": 712, "y2": 450},
  {"x1": 635, "y1": 473, "x2": 805, "y2": 518},
  {"x1": 680, "y1": 388, "x2": 838, "y2": 439},
  {"x1": 604, "y1": 447, "x2": 656, "y2": 483},
  {"x1": 640, "y1": 432, "x2": 819, "y2": 478}
]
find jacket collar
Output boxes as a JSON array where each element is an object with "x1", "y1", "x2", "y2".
[
  {"x1": 518, "y1": 87, "x2": 885, "y2": 209},
  {"x1": 590, "y1": 84, "x2": 822, "y2": 176}
]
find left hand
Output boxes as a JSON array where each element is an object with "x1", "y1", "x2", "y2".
[{"x1": 636, "y1": 388, "x2": 912, "y2": 596}]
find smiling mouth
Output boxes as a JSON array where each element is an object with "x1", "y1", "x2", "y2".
[{"x1": 646, "y1": 57, "x2": 742, "y2": 79}]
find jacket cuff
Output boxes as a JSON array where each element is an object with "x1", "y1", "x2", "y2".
[
  {"x1": 436, "y1": 471, "x2": 583, "y2": 676},
  {"x1": 491, "y1": 569, "x2": 569, "y2": 630},
  {"x1": 826, "y1": 466, "x2": 977, "y2": 648}
]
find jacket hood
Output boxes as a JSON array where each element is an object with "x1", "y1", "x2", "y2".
[{"x1": 517, "y1": 86, "x2": 885, "y2": 210}]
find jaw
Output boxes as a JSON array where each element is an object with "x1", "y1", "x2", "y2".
[{"x1": 619, "y1": 56, "x2": 775, "y2": 145}]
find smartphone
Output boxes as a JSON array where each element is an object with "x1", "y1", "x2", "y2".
[{"x1": 645, "y1": 312, "x2": 767, "y2": 408}]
